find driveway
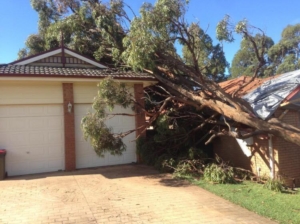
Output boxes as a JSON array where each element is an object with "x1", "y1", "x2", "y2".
[{"x1": 0, "y1": 164, "x2": 275, "y2": 224}]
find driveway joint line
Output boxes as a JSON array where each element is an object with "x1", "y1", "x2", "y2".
[{"x1": 72, "y1": 173, "x2": 99, "y2": 224}]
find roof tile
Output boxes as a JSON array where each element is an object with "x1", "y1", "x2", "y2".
[
  {"x1": 0, "y1": 65, "x2": 155, "y2": 80},
  {"x1": 219, "y1": 76, "x2": 276, "y2": 97}
]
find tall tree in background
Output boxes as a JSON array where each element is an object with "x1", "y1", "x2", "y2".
[
  {"x1": 230, "y1": 33, "x2": 274, "y2": 78},
  {"x1": 182, "y1": 23, "x2": 228, "y2": 82},
  {"x1": 268, "y1": 24, "x2": 300, "y2": 74},
  {"x1": 19, "y1": 0, "x2": 300, "y2": 150},
  {"x1": 19, "y1": 0, "x2": 127, "y2": 65},
  {"x1": 18, "y1": 0, "x2": 61, "y2": 58}
]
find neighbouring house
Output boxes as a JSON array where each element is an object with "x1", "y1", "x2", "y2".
[
  {"x1": 214, "y1": 71, "x2": 300, "y2": 187},
  {"x1": 0, "y1": 45, "x2": 156, "y2": 177}
]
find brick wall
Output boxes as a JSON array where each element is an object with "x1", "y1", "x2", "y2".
[
  {"x1": 273, "y1": 109, "x2": 300, "y2": 187},
  {"x1": 62, "y1": 83, "x2": 76, "y2": 171},
  {"x1": 251, "y1": 138, "x2": 275, "y2": 178},
  {"x1": 134, "y1": 84, "x2": 146, "y2": 138},
  {"x1": 134, "y1": 84, "x2": 146, "y2": 163}
]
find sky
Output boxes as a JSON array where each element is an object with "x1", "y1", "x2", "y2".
[{"x1": 1, "y1": 0, "x2": 300, "y2": 65}]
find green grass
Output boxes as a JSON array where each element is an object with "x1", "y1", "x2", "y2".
[{"x1": 192, "y1": 179, "x2": 300, "y2": 224}]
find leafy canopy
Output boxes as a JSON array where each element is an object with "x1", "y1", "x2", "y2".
[
  {"x1": 81, "y1": 77, "x2": 133, "y2": 156},
  {"x1": 231, "y1": 34, "x2": 274, "y2": 78},
  {"x1": 268, "y1": 24, "x2": 300, "y2": 74}
]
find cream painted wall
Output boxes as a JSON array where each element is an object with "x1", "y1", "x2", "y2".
[
  {"x1": 0, "y1": 81, "x2": 63, "y2": 105},
  {"x1": 0, "y1": 80, "x2": 149, "y2": 105},
  {"x1": 73, "y1": 82, "x2": 98, "y2": 104},
  {"x1": 73, "y1": 82, "x2": 134, "y2": 104}
]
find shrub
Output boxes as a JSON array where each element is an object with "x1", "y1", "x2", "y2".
[
  {"x1": 263, "y1": 178, "x2": 284, "y2": 192},
  {"x1": 204, "y1": 163, "x2": 236, "y2": 184},
  {"x1": 163, "y1": 158, "x2": 205, "y2": 178}
]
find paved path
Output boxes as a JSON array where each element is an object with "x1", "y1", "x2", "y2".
[{"x1": 0, "y1": 165, "x2": 276, "y2": 224}]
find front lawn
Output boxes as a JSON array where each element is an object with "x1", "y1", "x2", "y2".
[{"x1": 192, "y1": 179, "x2": 300, "y2": 223}]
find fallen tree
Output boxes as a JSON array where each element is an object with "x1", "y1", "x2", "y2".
[
  {"x1": 119, "y1": 0, "x2": 300, "y2": 146},
  {"x1": 24, "y1": 0, "x2": 300, "y2": 151}
]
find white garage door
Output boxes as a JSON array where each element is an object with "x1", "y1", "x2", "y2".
[
  {"x1": 0, "y1": 105, "x2": 64, "y2": 176},
  {"x1": 75, "y1": 104, "x2": 137, "y2": 169}
]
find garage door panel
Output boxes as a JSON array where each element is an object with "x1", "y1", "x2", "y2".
[
  {"x1": 0, "y1": 133, "x2": 8, "y2": 146},
  {"x1": 28, "y1": 145, "x2": 48, "y2": 158},
  {"x1": 46, "y1": 105, "x2": 63, "y2": 116},
  {"x1": 123, "y1": 132, "x2": 135, "y2": 141},
  {"x1": 0, "y1": 105, "x2": 64, "y2": 176},
  {"x1": 75, "y1": 104, "x2": 92, "y2": 114},
  {"x1": 47, "y1": 158, "x2": 64, "y2": 170},
  {"x1": 106, "y1": 154, "x2": 123, "y2": 165},
  {"x1": 0, "y1": 106, "x2": 9, "y2": 117},
  {"x1": 0, "y1": 105, "x2": 63, "y2": 118},
  {"x1": 120, "y1": 116, "x2": 135, "y2": 127},
  {"x1": 48, "y1": 144, "x2": 64, "y2": 157},
  {"x1": 47, "y1": 117, "x2": 63, "y2": 129},
  {"x1": 6, "y1": 161, "x2": 28, "y2": 176},
  {"x1": 48, "y1": 131, "x2": 64, "y2": 144},
  {"x1": 29, "y1": 117, "x2": 46, "y2": 130},
  {"x1": 28, "y1": 161, "x2": 47, "y2": 173},
  {"x1": 8, "y1": 106, "x2": 30, "y2": 117},
  {"x1": 124, "y1": 144, "x2": 136, "y2": 153},
  {"x1": 75, "y1": 118, "x2": 85, "y2": 141},
  {"x1": 76, "y1": 153, "x2": 107, "y2": 168},
  {"x1": 29, "y1": 132, "x2": 47, "y2": 145},
  {"x1": 9, "y1": 132, "x2": 30, "y2": 146},
  {"x1": 29, "y1": 106, "x2": 45, "y2": 115},
  {"x1": 75, "y1": 142, "x2": 91, "y2": 156},
  {"x1": 0, "y1": 119, "x2": 8, "y2": 131},
  {"x1": 107, "y1": 117, "x2": 120, "y2": 127},
  {"x1": 108, "y1": 126, "x2": 123, "y2": 134},
  {"x1": 10, "y1": 118, "x2": 29, "y2": 131},
  {"x1": 5, "y1": 146, "x2": 29, "y2": 162},
  {"x1": 75, "y1": 134, "x2": 85, "y2": 143},
  {"x1": 123, "y1": 152, "x2": 136, "y2": 163}
]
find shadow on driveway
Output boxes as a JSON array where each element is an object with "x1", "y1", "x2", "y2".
[{"x1": 4, "y1": 164, "x2": 191, "y2": 188}]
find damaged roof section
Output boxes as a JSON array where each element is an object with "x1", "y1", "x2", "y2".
[
  {"x1": 219, "y1": 76, "x2": 271, "y2": 97},
  {"x1": 220, "y1": 69, "x2": 300, "y2": 120}
]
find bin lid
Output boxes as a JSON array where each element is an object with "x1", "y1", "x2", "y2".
[{"x1": 0, "y1": 149, "x2": 6, "y2": 154}]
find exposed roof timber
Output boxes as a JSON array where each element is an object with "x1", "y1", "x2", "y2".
[
  {"x1": 280, "y1": 97, "x2": 300, "y2": 107},
  {"x1": 283, "y1": 85, "x2": 300, "y2": 102}
]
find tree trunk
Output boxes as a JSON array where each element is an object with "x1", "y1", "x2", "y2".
[{"x1": 154, "y1": 73, "x2": 300, "y2": 146}]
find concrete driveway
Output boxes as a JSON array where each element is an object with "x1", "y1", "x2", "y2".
[{"x1": 0, "y1": 165, "x2": 275, "y2": 224}]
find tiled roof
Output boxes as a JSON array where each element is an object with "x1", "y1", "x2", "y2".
[
  {"x1": 219, "y1": 76, "x2": 276, "y2": 97},
  {"x1": 0, "y1": 65, "x2": 156, "y2": 80}
]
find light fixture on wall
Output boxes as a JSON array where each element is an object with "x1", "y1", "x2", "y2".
[{"x1": 68, "y1": 102, "x2": 72, "y2": 113}]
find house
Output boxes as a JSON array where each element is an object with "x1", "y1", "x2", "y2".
[
  {"x1": 215, "y1": 71, "x2": 300, "y2": 187},
  {"x1": 0, "y1": 46, "x2": 156, "y2": 177}
]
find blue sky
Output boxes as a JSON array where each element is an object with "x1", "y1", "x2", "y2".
[{"x1": 1, "y1": 0, "x2": 300, "y2": 65}]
